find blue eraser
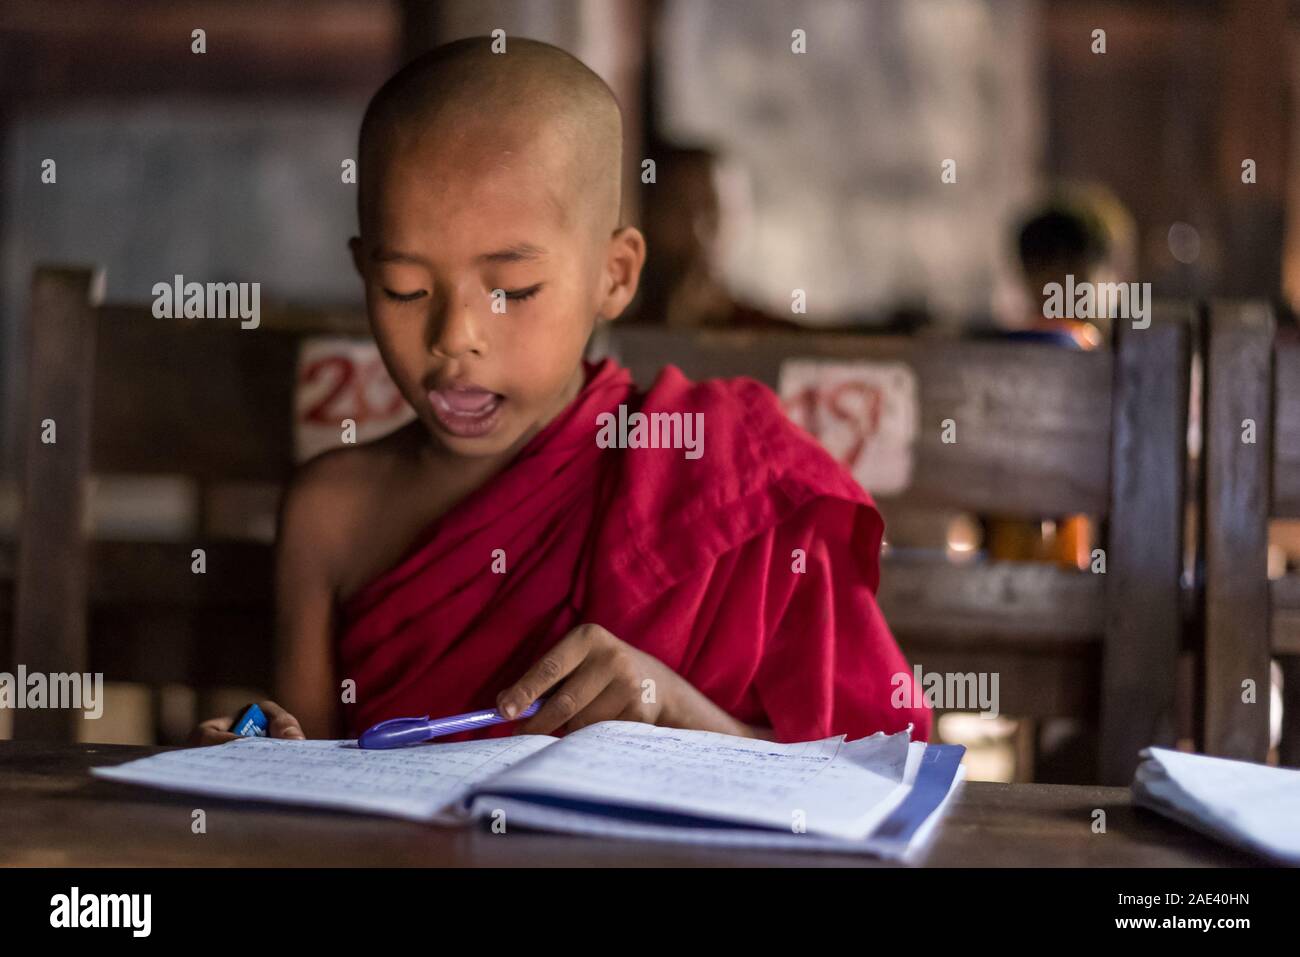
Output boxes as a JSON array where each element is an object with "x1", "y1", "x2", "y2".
[{"x1": 231, "y1": 703, "x2": 269, "y2": 737}]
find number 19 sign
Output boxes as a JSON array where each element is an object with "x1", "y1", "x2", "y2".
[{"x1": 778, "y1": 358, "x2": 919, "y2": 496}]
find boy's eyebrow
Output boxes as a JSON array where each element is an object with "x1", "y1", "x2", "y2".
[
  {"x1": 370, "y1": 243, "x2": 549, "y2": 266},
  {"x1": 477, "y1": 243, "x2": 548, "y2": 264},
  {"x1": 371, "y1": 248, "x2": 428, "y2": 265}
]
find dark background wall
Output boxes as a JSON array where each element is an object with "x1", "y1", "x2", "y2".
[{"x1": 1, "y1": 0, "x2": 1296, "y2": 484}]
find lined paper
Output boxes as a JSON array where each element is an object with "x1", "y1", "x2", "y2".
[
  {"x1": 92, "y1": 735, "x2": 557, "y2": 823},
  {"x1": 469, "y1": 721, "x2": 913, "y2": 840}
]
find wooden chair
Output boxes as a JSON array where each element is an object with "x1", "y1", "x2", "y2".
[
  {"x1": 598, "y1": 310, "x2": 1193, "y2": 784},
  {"x1": 1202, "y1": 301, "x2": 1300, "y2": 765},
  {"x1": 9, "y1": 266, "x2": 366, "y2": 742},
  {"x1": 5, "y1": 265, "x2": 1196, "y2": 779}
]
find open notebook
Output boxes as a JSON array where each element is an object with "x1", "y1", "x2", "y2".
[{"x1": 92, "y1": 721, "x2": 965, "y2": 860}]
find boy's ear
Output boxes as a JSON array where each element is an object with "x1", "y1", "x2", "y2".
[
  {"x1": 596, "y1": 226, "x2": 646, "y2": 323},
  {"x1": 348, "y1": 237, "x2": 365, "y2": 277}
]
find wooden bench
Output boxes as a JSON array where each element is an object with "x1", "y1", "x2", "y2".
[
  {"x1": 8, "y1": 266, "x2": 366, "y2": 741},
  {"x1": 1202, "y1": 302, "x2": 1300, "y2": 765},
  {"x1": 598, "y1": 312, "x2": 1194, "y2": 784}
]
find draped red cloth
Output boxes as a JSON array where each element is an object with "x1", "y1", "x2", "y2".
[{"x1": 337, "y1": 358, "x2": 931, "y2": 744}]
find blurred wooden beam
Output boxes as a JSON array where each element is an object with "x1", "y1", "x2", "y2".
[
  {"x1": 0, "y1": 0, "x2": 401, "y2": 98},
  {"x1": 11, "y1": 269, "x2": 98, "y2": 742},
  {"x1": 1215, "y1": 0, "x2": 1291, "y2": 298}
]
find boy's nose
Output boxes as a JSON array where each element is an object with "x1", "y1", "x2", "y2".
[{"x1": 428, "y1": 297, "x2": 486, "y2": 359}]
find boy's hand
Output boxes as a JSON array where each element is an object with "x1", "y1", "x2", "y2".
[
  {"x1": 498, "y1": 623, "x2": 760, "y2": 738},
  {"x1": 189, "y1": 700, "x2": 306, "y2": 746}
]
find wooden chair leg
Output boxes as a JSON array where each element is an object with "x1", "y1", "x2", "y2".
[
  {"x1": 1016, "y1": 717, "x2": 1037, "y2": 783},
  {"x1": 1203, "y1": 302, "x2": 1273, "y2": 761},
  {"x1": 1101, "y1": 312, "x2": 1189, "y2": 783}
]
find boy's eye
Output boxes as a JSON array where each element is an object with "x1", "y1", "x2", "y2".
[
  {"x1": 382, "y1": 288, "x2": 427, "y2": 303},
  {"x1": 503, "y1": 284, "x2": 543, "y2": 302}
]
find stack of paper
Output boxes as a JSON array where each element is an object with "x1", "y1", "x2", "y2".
[
  {"x1": 93, "y1": 721, "x2": 965, "y2": 861},
  {"x1": 1132, "y1": 747, "x2": 1300, "y2": 865}
]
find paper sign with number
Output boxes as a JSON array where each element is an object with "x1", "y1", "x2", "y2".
[
  {"x1": 778, "y1": 358, "x2": 918, "y2": 495},
  {"x1": 294, "y1": 337, "x2": 415, "y2": 462}
]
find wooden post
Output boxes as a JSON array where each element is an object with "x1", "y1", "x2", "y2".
[
  {"x1": 1101, "y1": 306, "x2": 1191, "y2": 783},
  {"x1": 1216, "y1": 0, "x2": 1290, "y2": 299},
  {"x1": 1203, "y1": 301, "x2": 1273, "y2": 760},
  {"x1": 12, "y1": 267, "x2": 100, "y2": 741}
]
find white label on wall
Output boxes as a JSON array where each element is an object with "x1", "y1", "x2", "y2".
[
  {"x1": 294, "y1": 337, "x2": 414, "y2": 462},
  {"x1": 778, "y1": 359, "x2": 918, "y2": 496}
]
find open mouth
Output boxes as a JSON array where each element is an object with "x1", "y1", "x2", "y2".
[{"x1": 427, "y1": 384, "x2": 505, "y2": 438}]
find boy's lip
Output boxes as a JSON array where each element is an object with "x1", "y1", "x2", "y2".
[{"x1": 426, "y1": 381, "x2": 505, "y2": 438}]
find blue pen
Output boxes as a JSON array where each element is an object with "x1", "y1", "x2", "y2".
[{"x1": 359, "y1": 699, "x2": 545, "y2": 749}]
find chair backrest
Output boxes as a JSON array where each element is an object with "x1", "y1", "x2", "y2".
[
  {"x1": 599, "y1": 309, "x2": 1192, "y2": 783},
  {"x1": 1202, "y1": 302, "x2": 1300, "y2": 764},
  {"x1": 10, "y1": 266, "x2": 367, "y2": 740}
]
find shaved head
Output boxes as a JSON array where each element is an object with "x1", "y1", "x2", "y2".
[{"x1": 358, "y1": 36, "x2": 624, "y2": 240}]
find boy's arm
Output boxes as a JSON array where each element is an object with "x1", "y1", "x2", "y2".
[{"x1": 273, "y1": 459, "x2": 347, "y2": 740}]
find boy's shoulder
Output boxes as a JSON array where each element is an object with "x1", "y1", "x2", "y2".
[
  {"x1": 285, "y1": 421, "x2": 415, "y2": 511},
  {"x1": 277, "y1": 422, "x2": 428, "y2": 590},
  {"x1": 589, "y1": 367, "x2": 879, "y2": 606},
  {"x1": 642, "y1": 365, "x2": 779, "y2": 421},
  {"x1": 633, "y1": 365, "x2": 869, "y2": 507},
  {"x1": 642, "y1": 367, "x2": 821, "y2": 463}
]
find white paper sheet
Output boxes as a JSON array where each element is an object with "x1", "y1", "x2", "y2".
[
  {"x1": 468, "y1": 721, "x2": 914, "y2": 841},
  {"x1": 92, "y1": 735, "x2": 557, "y2": 823},
  {"x1": 1132, "y1": 747, "x2": 1300, "y2": 865}
]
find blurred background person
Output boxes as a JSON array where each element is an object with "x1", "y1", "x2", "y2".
[
  {"x1": 985, "y1": 187, "x2": 1137, "y2": 569},
  {"x1": 635, "y1": 142, "x2": 793, "y2": 328}
]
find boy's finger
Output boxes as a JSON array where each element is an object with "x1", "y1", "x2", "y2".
[
  {"x1": 257, "y1": 700, "x2": 306, "y2": 739},
  {"x1": 562, "y1": 681, "x2": 637, "y2": 734},
  {"x1": 498, "y1": 631, "x2": 592, "y2": 718},
  {"x1": 189, "y1": 722, "x2": 238, "y2": 747},
  {"x1": 516, "y1": 661, "x2": 612, "y2": 735},
  {"x1": 201, "y1": 715, "x2": 234, "y2": 733}
]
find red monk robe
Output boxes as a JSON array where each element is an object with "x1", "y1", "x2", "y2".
[{"x1": 337, "y1": 358, "x2": 932, "y2": 744}]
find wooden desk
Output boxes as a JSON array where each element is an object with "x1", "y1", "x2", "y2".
[{"x1": 0, "y1": 741, "x2": 1263, "y2": 867}]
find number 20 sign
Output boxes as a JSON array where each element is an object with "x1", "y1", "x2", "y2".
[
  {"x1": 294, "y1": 337, "x2": 415, "y2": 462},
  {"x1": 778, "y1": 358, "x2": 918, "y2": 496}
]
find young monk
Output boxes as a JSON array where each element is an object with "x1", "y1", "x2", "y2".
[{"x1": 193, "y1": 37, "x2": 930, "y2": 747}]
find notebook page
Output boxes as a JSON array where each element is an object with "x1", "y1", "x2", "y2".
[
  {"x1": 469, "y1": 721, "x2": 913, "y2": 840},
  {"x1": 471, "y1": 743, "x2": 966, "y2": 860},
  {"x1": 92, "y1": 735, "x2": 557, "y2": 823},
  {"x1": 467, "y1": 740, "x2": 932, "y2": 856}
]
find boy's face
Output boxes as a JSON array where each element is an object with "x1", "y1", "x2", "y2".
[{"x1": 351, "y1": 124, "x2": 641, "y2": 460}]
